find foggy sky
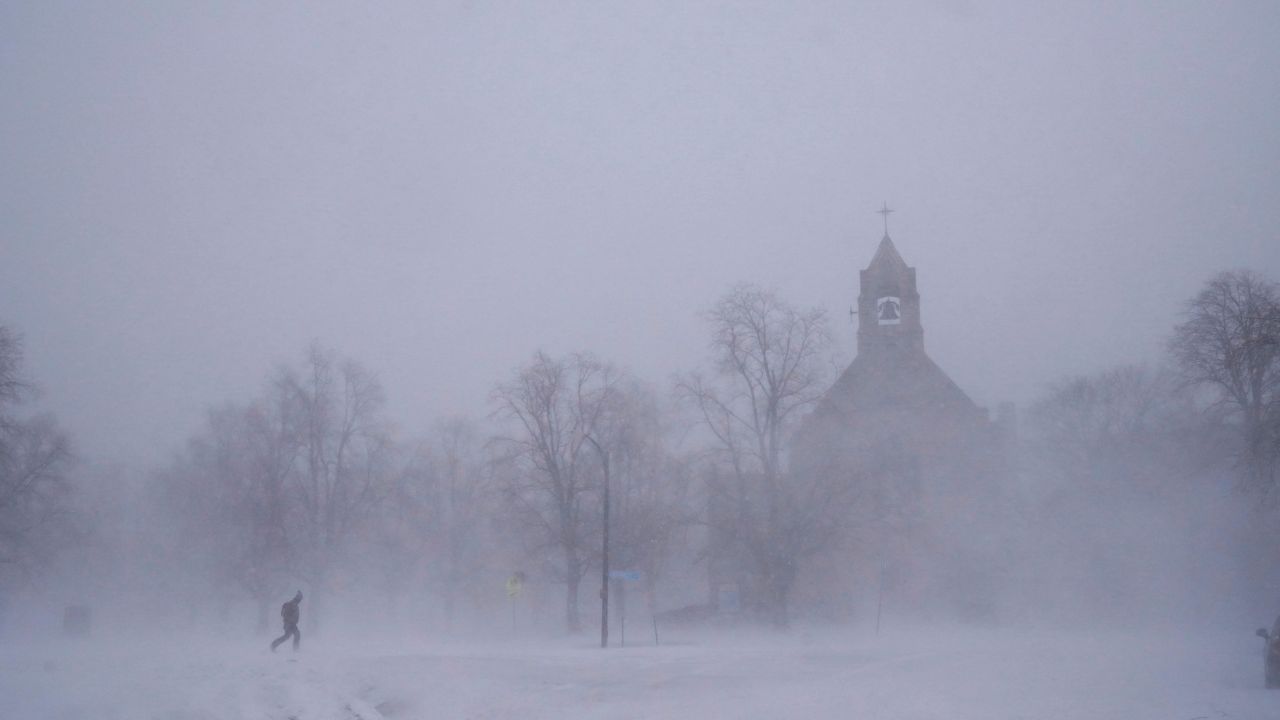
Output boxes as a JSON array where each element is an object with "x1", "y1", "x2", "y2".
[{"x1": 2, "y1": 1, "x2": 1278, "y2": 467}]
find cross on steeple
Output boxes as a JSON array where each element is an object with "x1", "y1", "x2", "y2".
[{"x1": 877, "y1": 202, "x2": 894, "y2": 238}]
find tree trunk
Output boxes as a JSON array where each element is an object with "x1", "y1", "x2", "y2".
[
  {"x1": 565, "y1": 575, "x2": 581, "y2": 633},
  {"x1": 766, "y1": 563, "x2": 795, "y2": 629}
]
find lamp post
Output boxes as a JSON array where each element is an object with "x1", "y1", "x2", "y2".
[{"x1": 585, "y1": 435, "x2": 610, "y2": 649}]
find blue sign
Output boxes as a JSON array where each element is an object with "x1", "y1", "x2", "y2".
[
  {"x1": 718, "y1": 586, "x2": 740, "y2": 613},
  {"x1": 608, "y1": 570, "x2": 641, "y2": 581}
]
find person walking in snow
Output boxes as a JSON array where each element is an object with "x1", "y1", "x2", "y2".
[{"x1": 270, "y1": 591, "x2": 303, "y2": 652}]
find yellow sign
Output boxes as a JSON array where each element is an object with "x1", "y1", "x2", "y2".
[{"x1": 506, "y1": 572, "x2": 525, "y2": 598}]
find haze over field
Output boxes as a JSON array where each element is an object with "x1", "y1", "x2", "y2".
[
  {"x1": 2, "y1": 2, "x2": 1279, "y2": 719},
  {"x1": 3, "y1": 1, "x2": 1277, "y2": 465}
]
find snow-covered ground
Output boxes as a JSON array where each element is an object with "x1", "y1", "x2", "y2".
[{"x1": 2, "y1": 626, "x2": 1274, "y2": 719}]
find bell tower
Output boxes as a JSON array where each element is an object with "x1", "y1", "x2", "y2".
[{"x1": 857, "y1": 205, "x2": 923, "y2": 357}]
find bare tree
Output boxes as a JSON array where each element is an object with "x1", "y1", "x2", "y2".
[
  {"x1": 156, "y1": 404, "x2": 258, "y2": 623},
  {"x1": 1021, "y1": 363, "x2": 1231, "y2": 620},
  {"x1": 1170, "y1": 270, "x2": 1280, "y2": 496},
  {"x1": 151, "y1": 401, "x2": 294, "y2": 630},
  {"x1": 240, "y1": 394, "x2": 299, "y2": 631},
  {"x1": 0, "y1": 326, "x2": 27, "y2": 413},
  {"x1": 677, "y1": 285, "x2": 844, "y2": 626},
  {"x1": 0, "y1": 414, "x2": 74, "y2": 581},
  {"x1": 151, "y1": 345, "x2": 393, "y2": 631},
  {"x1": 492, "y1": 352, "x2": 621, "y2": 633},
  {"x1": 373, "y1": 417, "x2": 496, "y2": 628},
  {"x1": 425, "y1": 417, "x2": 495, "y2": 627},
  {"x1": 602, "y1": 381, "x2": 691, "y2": 630},
  {"x1": 277, "y1": 344, "x2": 395, "y2": 630},
  {"x1": 1028, "y1": 365, "x2": 1223, "y2": 496},
  {"x1": 363, "y1": 443, "x2": 430, "y2": 622},
  {"x1": 0, "y1": 326, "x2": 75, "y2": 586}
]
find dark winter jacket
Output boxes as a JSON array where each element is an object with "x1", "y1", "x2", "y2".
[{"x1": 281, "y1": 593, "x2": 302, "y2": 627}]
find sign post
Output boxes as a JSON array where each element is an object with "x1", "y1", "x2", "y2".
[
  {"x1": 506, "y1": 571, "x2": 525, "y2": 633},
  {"x1": 586, "y1": 436, "x2": 610, "y2": 649},
  {"x1": 607, "y1": 570, "x2": 641, "y2": 647}
]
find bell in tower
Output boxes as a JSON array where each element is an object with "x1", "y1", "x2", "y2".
[{"x1": 877, "y1": 296, "x2": 901, "y2": 324}]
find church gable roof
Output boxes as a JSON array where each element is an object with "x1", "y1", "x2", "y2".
[
  {"x1": 814, "y1": 349, "x2": 983, "y2": 423},
  {"x1": 866, "y1": 235, "x2": 910, "y2": 276}
]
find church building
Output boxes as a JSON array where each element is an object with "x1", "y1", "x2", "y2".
[{"x1": 791, "y1": 212, "x2": 1012, "y2": 620}]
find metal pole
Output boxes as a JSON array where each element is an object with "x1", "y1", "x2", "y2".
[
  {"x1": 875, "y1": 563, "x2": 884, "y2": 636},
  {"x1": 586, "y1": 436, "x2": 610, "y2": 649},
  {"x1": 875, "y1": 583, "x2": 883, "y2": 636}
]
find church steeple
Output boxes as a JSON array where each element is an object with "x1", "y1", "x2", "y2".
[
  {"x1": 868, "y1": 235, "x2": 910, "y2": 275},
  {"x1": 857, "y1": 209, "x2": 923, "y2": 356}
]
